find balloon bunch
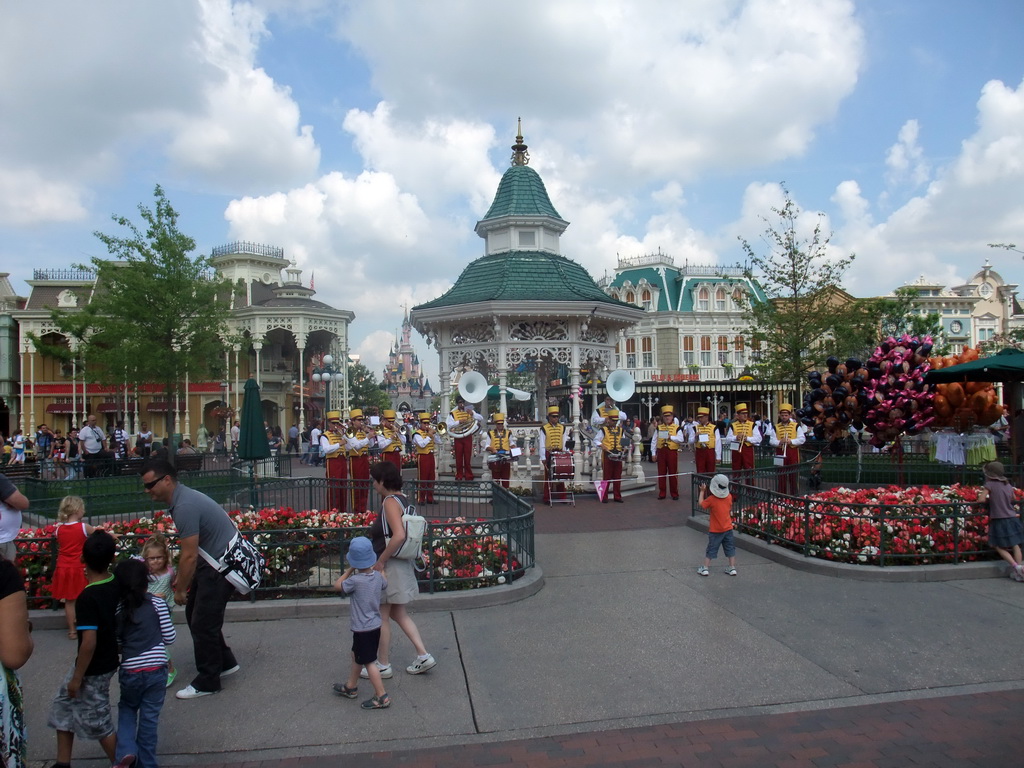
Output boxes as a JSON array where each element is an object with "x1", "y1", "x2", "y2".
[
  {"x1": 929, "y1": 347, "x2": 1002, "y2": 429},
  {"x1": 795, "y1": 335, "x2": 936, "y2": 446}
]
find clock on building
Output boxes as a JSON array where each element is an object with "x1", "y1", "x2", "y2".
[
  {"x1": 979, "y1": 282, "x2": 993, "y2": 298},
  {"x1": 949, "y1": 320, "x2": 963, "y2": 334}
]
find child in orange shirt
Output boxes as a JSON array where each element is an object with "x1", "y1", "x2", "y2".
[{"x1": 697, "y1": 474, "x2": 737, "y2": 577}]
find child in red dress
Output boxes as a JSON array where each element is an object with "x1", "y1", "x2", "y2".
[{"x1": 51, "y1": 496, "x2": 104, "y2": 639}]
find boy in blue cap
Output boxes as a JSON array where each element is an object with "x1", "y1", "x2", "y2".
[{"x1": 331, "y1": 536, "x2": 390, "y2": 709}]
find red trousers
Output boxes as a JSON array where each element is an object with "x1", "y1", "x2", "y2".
[
  {"x1": 602, "y1": 452, "x2": 623, "y2": 501},
  {"x1": 489, "y1": 458, "x2": 510, "y2": 488},
  {"x1": 382, "y1": 451, "x2": 403, "y2": 471},
  {"x1": 776, "y1": 446, "x2": 800, "y2": 495},
  {"x1": 731, "y1": 444, "x2": 755, "y2": 484},
  {"x1": 453, "y1": 436, "x2": 474, "y2": 481},
  {"x1": 325, "y1": 455, "x2": 347, "y2": 513},
  {"x1": 350, "y1": 455, "x2": 370, "y2": 512},
  {"x1": 695, "y1": 447, "x2": 717, "y2": 475},
  {"x1": 656, "y1": 448, "x2": 679, "y2": 499},
  {"x1": 416, "y1": 453, "x2": 435, "y2": 504}
]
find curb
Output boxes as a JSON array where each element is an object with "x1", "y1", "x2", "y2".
[
  {"x1": 28, "y1": 565, "x2": 546, "y2": 630},
  {"x1": 685, "y1": 515, "x2": 1006, "y2": 582}
]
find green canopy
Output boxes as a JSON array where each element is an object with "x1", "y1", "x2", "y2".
[
  {"x1": 236, "y1": 378, "x2": 271, "y2": 461},
  {"x1": 924, "y1": 348, "x2": 1024, "y2": 383}
]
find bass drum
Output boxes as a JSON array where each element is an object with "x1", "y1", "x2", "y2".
[{"x1": 548, "y1": 451, "x2": 574, "y2": 479}]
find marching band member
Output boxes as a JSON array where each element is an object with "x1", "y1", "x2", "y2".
[
  {"x1": 412, "y1": 412, "x2": 441, "y2": 504},
  {"x1": 446, "y1": 396, "x2": 484, "y2": 481},
  {"x1": 650, "y1": 405, "x2": 686, "y2": 500},
  {"x1": 591, "y1": 395, "x2": 628, "y2": 428},
  {"x1": 725, "y1": 403, "x2": 761, "y2": 483},
  {"x1": 690, "y1": 407, "x2": 718, "y2": 475},
  {"x1": 320, "y1": 410, "x2": 348, "y2": 513},
  {"x1": 378, "y1": 409, "x2": 405, "y2": 471},
  {"x1": 594, "y1": 408, "x2": 627, "y2": 503},
  {"x1": 345, "y1": 408, "x2": 376, "y2": 512},
  {"x1": 769, "y1": 403, "x2": 806, "y2": 495},
  {"x1": 539, "y1": 406, "x2": 570, "y2": 504},
  {"x1": 481, "y1": 413, "x2": 513, "y2": 489}
]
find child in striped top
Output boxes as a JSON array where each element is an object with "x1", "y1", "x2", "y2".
[
  {"x1": 142, "y1": 535, "x2": 177, "y2": 688},
  {"x1": 113, "y1": 558, "x2": 175, "y2": 768}
]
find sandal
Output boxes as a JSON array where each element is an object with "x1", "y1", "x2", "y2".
[
  {"x1": 360, "y1": 693, "x2": 390, "y2": 709},
  {"x1": 332, "y1": 682, "x2": 358, "y2": 699}
]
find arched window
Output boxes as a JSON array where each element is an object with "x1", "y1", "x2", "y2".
[
  {"x1": 751, "y1": 338, "x2": 762, "y2": 362},
  {"x1": 641, "y1": 289, "x2": 652, "y2": 310},
  {"x1": 734, "y1": 336, "x2": 745, "y2": 368},
  {"x1": 715, "y1": 288, "x2": 727, "y2": 311},
  {"x1": 717, "y1": 335, "x2": 730, "y2": 365},
  {"x1": 683, "y1": 336, "x2": 695, "y2": 365},
  {"x1": 732, "y1": 288, "x2": 744, "y2": 309},
  {"x1": 700, "y1": 335, "x2": 712, "y2": 367},
  {"x1": 697, "y1": 287, "x2": 710, "y2": 311},
  {"x1": 626, "y1": 290, "x2": 635, "y2": 304},
  {"x1": 625, "y1": 337, "x2": 637, "y2": 369},
  {"x1": 641, "y1": 336, "x2": 653, "y2": 368}
]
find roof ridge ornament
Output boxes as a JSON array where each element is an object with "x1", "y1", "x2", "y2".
[{"x1": 511, "y1": 117, "x2": 530, "y2": 166}]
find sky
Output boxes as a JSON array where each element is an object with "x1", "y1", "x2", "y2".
[{"x1": 2, "y1": 0, "x2": 1024, "y2": 389}]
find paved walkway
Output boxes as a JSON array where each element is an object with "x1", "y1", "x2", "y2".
[{"x1": 22, "y1": 455, "x2": 1024, "y2": 767}]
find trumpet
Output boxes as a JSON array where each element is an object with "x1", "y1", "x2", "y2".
[{"x1": 434, "y1": 422, "x2": 448, "y2": 436}]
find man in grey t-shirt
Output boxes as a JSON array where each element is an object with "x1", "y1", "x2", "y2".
[{"x1": 141, "y1": 458, "x2": 240, "y2": 700}]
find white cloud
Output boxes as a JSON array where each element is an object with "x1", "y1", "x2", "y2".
[
  {"x1": 0, "y1": 168, "x2": 88, "y2": 226},
  {"x1": 885, "y1": 119, "x2": 930, "y2": 188},
  {"x1": 0, "y1": 0, "x2": 318, "y2": 225},
  {"x1": 334, "y1": 0, "x2": 863, "y2": 184},
  {"x1": 835, "y1": 78, "x2": 1024, "y2": 295}
]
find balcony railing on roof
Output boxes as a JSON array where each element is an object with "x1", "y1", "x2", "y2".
[
  {"x1": 33, "y1": 269, "x2": 96, "y2": 282},
  {"x1": 211, "y1": 241, "x2": 285, "y2": 259},
  {"x1": 617, "y1": 252, "x2": 676, "y2": 269},
  {"x1": 678, "y1": 263, "x2": 746, "y2": 277}
]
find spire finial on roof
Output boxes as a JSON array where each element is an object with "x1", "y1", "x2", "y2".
[{"x1": 511, "y1": 117, "x2": 530, "y2": 166}]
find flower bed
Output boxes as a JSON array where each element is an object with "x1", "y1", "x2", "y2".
[
  {"x1": 15, "y1": 506, "x2": 524, "y2": 606},
  {"x1": 739, "y1": 484, "x2": 1020, "y2": 565}
]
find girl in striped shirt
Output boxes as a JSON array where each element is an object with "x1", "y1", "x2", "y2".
[{"x1": 113, "y1": 558, "x2": 175, "y2": 768}]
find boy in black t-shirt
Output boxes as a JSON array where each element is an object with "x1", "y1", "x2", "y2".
[{"x1": 47, "y1": 530, "x2": 133, "y2": 768}]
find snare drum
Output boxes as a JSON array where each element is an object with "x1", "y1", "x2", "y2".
[{"x1": 549, "y1": 451, "x2": 574, "y2": 479}]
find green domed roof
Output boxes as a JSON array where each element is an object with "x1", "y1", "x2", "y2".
[
  {"x1": 480, "y1": 165, "x2": 563, "y2": 222},
  {"x1": 414, "y1": 251, "x2": 627, "y2": 309}
]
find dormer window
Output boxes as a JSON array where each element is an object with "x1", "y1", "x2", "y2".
[
  {"x1": 641, "y1": 289, "x2": 652, "y2": 310},
  {"x1": 715, "y1": 288, "x2": 727, "y2": 311},
  {"x1": 697, "y1": 287, "x2": 709, "y2": 311},
  {"x1": 518, "y1": 230, "x2": 536, "y2": 247}
]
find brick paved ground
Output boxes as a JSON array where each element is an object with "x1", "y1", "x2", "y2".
[{"x1": 205, "y1": 688, "x2": 1020, "y2": 767}]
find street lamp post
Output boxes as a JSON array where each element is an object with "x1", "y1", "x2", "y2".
[
  {"x1": 706, "y1": 393, "x2": 723, "y2": 419},
  {"x1": 760, "y1": 392, "x2": 773, "y2": 424},
  {"x1": 311, "y1": 354, "x2": 346, "y2": 414},
  {"x1": 220, "y1": 380, "x2": 231, "y2": 454},
  {"x1": 640, "y1": 395, "x2": 659, "y2": 422}
]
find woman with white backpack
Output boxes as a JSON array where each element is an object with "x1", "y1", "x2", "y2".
[{"x1": 365, "y1": 461, "x2": 436, "y2": 680}]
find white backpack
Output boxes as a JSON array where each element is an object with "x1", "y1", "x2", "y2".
[{"x1": 382, "y1": 495, "x2": 426, "y2": 560}]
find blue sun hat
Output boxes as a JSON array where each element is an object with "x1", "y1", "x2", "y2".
[{"x1": 346, "y1": 536, "x2": 376, "y2": 569}]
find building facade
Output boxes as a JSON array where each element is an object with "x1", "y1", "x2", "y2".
[
  {"x1": 11, "y1": 242, "x2": 354, "y2": 444},
  {"x1": 383, "y1": 309, "x2": 434, "y2": 417}
]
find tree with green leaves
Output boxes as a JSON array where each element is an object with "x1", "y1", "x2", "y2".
[
  {"x1": 42, "y1": 185, "x2": 233, "y2": 436},
  {"x1": 348, "y1": 361, "x2": 390, "y2": 413},
  {"x1": 873, "y1": 286, "x2": 950, "y2": 354},
  {"x1": 738, "y1": 185, "x2": 856, "y2": 389}
]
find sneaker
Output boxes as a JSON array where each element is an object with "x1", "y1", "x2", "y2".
[
  {"x1": 406, "y1": 654, "x2": 437, "y2": 675},
  {"x1": 165, "y1": 669, "x2": 178, "y2": 688},
  {"x1": 112, "y1": 755, "x2": 137, "y2": 768},
  {"x1": 221, "y1": 664, "x2": 240, "y2": 677},
  {"x1": 359, "y1": 663, "x2": 393, "y2": 679},
  {"x1": 725, "y1": 567, "x2": 738, "y2": 576},
  {"x1": 1014, "y1": 564, "x2": 1024, "y2": 582},
  {"x1": 175, "y1": 685, "x2": 215, "y2": 700},
  {"x1": 332, "y1": 682, "x2": 358, "y2": 699},
  {"x1": 360, "y1": 693, "x2": 391, "y2": 710},
  {"x1": 697, "y1": 565, "x2": 709, "y2": 577}
]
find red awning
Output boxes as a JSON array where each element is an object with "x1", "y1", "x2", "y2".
[
  {"x1": 147, "y1": 401, "x2": 186, "y2": 413},
  {"x1": 45, "y1": 403, "x2": 77, "y2": 414},
  {"x1": 96, "y1": 402, "x2": 132, "y2": 413}
]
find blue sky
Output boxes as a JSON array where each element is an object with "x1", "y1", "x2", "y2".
[{"x1": 2, "y1": 0, "x2": 1023, "y2": 387}]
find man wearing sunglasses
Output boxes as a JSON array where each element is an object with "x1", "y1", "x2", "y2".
[{"x1": 141, "y1": 459, "x2": 241, "y2": 700}]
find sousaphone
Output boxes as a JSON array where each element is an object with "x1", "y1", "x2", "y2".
[{"x1": 451, "y1": 370, "x2": 487, "y2": 436}]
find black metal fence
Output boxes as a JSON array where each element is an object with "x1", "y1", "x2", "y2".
[
  {"x1": 690, "y1": 457, "x2": 1016, "y2": 567},
  {"x1": 15, "y1": 478, "x2": 535, "y2": 609}
]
